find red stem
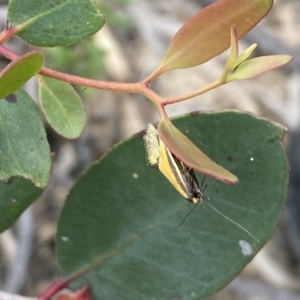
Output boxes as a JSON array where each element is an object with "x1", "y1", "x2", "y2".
[
  {"x1": 40, "y1": 67, "x2": 141, "y2": 92},
  {"x1": 0, "y1": 42, "x2": 170, "y2": 123},
  {"x1": 37, "y1": 278, "x2": 72, "y2": 300},
  {"x1": 0, "y1": 27, "x2": 19, "y2": 45},
  {"x1": 0, "y1": 44, "x2": 18, "y2": 60}
]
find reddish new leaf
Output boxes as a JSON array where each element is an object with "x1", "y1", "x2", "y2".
[
  {"x1": 158, "y1": 0, "x2": 273, "y2": 73},
  {"x1": 158, "y1": 119, "x2": 238, "y2": 185}
]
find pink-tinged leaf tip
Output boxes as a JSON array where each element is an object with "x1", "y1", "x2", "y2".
[
  {"x1": 228, "y1": 55, "x2": 292, "y2": 81},
  {"x1": 158, "y1": 120, "x2": 238, "y2": 185},
  {"x1": 157, "y1": 0, "x2": 273, "y2": 73}
]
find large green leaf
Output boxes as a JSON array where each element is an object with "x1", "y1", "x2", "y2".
[
  {"x1": 0, "y1": 89, "x2": 51, "y2": 232},
  {"x1": 0, "y1": 177, "x2": 42, "y2": 233},
  {"x1": 7, "y1": 0, "x2": 105, "y2": 47},
  {"x1": 56, "y1": 111, "x2": 287, "y2": 300},
  {"x1": 0, "y1": 89, "x2": 51, "y2": 188}
]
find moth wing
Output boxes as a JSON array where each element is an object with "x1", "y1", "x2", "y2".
[{"x1": 143, "y1": 123, "x2": 160, "y2": 167}]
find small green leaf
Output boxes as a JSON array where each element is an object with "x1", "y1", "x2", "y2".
[
  {"x1": 231, "y1": 43, "x2": 257, "y2": 70},
  {"x1": 0, "y1": 177, "x2": 42, "y2": 233},
  {"x1": 8, "y1": 0, "x2": 106, "y2": 47},
  {"x1": 38, "y1": 76, "x2": 87, "y2": 139},
  {"x1": 0, "y1": 89, "x2": 51, "y2": 188},
  {"x1": 56, "y1": 111, "x2": 287, "y2": 300},
  {"x1": 227, "y1": 26, "x2": 239, "y2": 67},
  {"x1": 219, "y1": 26, "x2": 239, "y2": 82},
  {"x1": 0, "y1": 51, "x2": 43, "y2": 99},
  {"x1": 158, "y1": 119, "x2": 238, "y2": 185},
  {"x1": 157, "y1": 0, "x2": 273, "y2": 72},
  {"x1": 227, "y1": 55, "x2": 292, "y2": 81}
]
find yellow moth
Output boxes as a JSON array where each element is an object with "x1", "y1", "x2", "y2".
[
  {"x1": 143, "y1": 124, "x2": 260, "y2": 241},
  {"x1": 143, "y1": 123, "x2": 203, "y2": 204}
]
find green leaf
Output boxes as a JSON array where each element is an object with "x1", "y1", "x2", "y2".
[
  {"x1": 8, "y1": 0, "x2": 106, "y2": 47},
  {"x1": 157, "y1": 0, "x2": 273, "y2": 72},
  {"x1": 0, "y1": 177, "x2": 42, "y2": 233},
  {"x1": 158, "y1": 119, "x2": 238, "y2": 185},
  {"x1": 56, "y1": 111, "x2": 287, "y2": 300},
  {"x1": 227, "y1": 55, "x2": 293, "y2": 81},
  {"x1": 0, "y1": 89, "x2": 51, "y2": 188},
  {"x1": 226, "y1": 26, "x2": 239, "y2": 69},
  {"x1": 37, "y1": 76, "x2": 87, "y2": 139},
  {"x1": 231, "y1": 43, "x2": 257, "y2": 70},
  {"x1": 0, "y1": 51, "x2": 43, "y2": 99}
]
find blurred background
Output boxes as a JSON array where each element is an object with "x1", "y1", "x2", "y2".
[{"x1": 0, "y1": 0, "x2": 300, "y2": 299}]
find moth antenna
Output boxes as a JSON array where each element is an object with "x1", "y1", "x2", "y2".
[
  {"x1": 204, "y1": 201, "x2": 260, "y2": 243},
  {"x1": 202, "y1": 176, "x2": 214, "y2": 193},
  {"x1": 177, "y1": 175, "x2": 213, "y2": 227},
  {"x1": 200, "y1": 174, "x2": 206, "y2": 190},
  {"x1": 176, "y1": 202, "x2": 200, "y2": 228}
]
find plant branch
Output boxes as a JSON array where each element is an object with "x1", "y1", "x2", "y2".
[
  {"x1": 0, "y1": 44, "x2": 223, "y2": 112},
  {"x1": 0, "y1": 44, "x2": 141, "y2": 92},
  {"x1": 40, "y1": 67, "x2": 142, "y2": 92},
  {"x1": 37, "y1": 278, "x2": 72, "y2": 300},
  {"x1": 142, "y1": 65, "x2": 165, "y2": 84},
  {"x1": 0, "y1": 27, "x2": 19, "y2": 45},
  {"x1": 162, "y1": 79, "x2": 223, "y2": 105},
  {"x1": 0, "y1": 44, "x2": 18, "y2": 60}
]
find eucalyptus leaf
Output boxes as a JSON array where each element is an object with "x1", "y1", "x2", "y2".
[
  {"x1": 0, "y1": 89, "x2": 51, "y2": 232},
  {"x1": 0, "y1": 89, "x2": 51, "y2": 188},
  {"x1": 8, "y1": 0, "x2": 105, "y2": 47},
  {"x1": 228, "y1": 55, "x2": 292, "y2": 81},
  {"x1": 0, "y1": 51, "x2": 43, "y2": 99},
  {"x1": 38, "y1": 76, "x2": 87, "y2": 139},
  {"x1": 0, "y1": 177, "x2": 42, "y2": 233},
  {"x1": 56, "y1": 111, "x2": 287, "y2": 300},
  {"x1": 157, "y1": 0, "x2": 272, "y2": 72},
  {"x1": 231, "y1": 43, "x2": 257, "y2": 71},
  {"x1": 158, "y1": 119, "x2": 238, "y2": 184}
]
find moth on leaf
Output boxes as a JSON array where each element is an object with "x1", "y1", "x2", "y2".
[{"x1": 144, "y1": 123, "x2": 203, "y2": 204}]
